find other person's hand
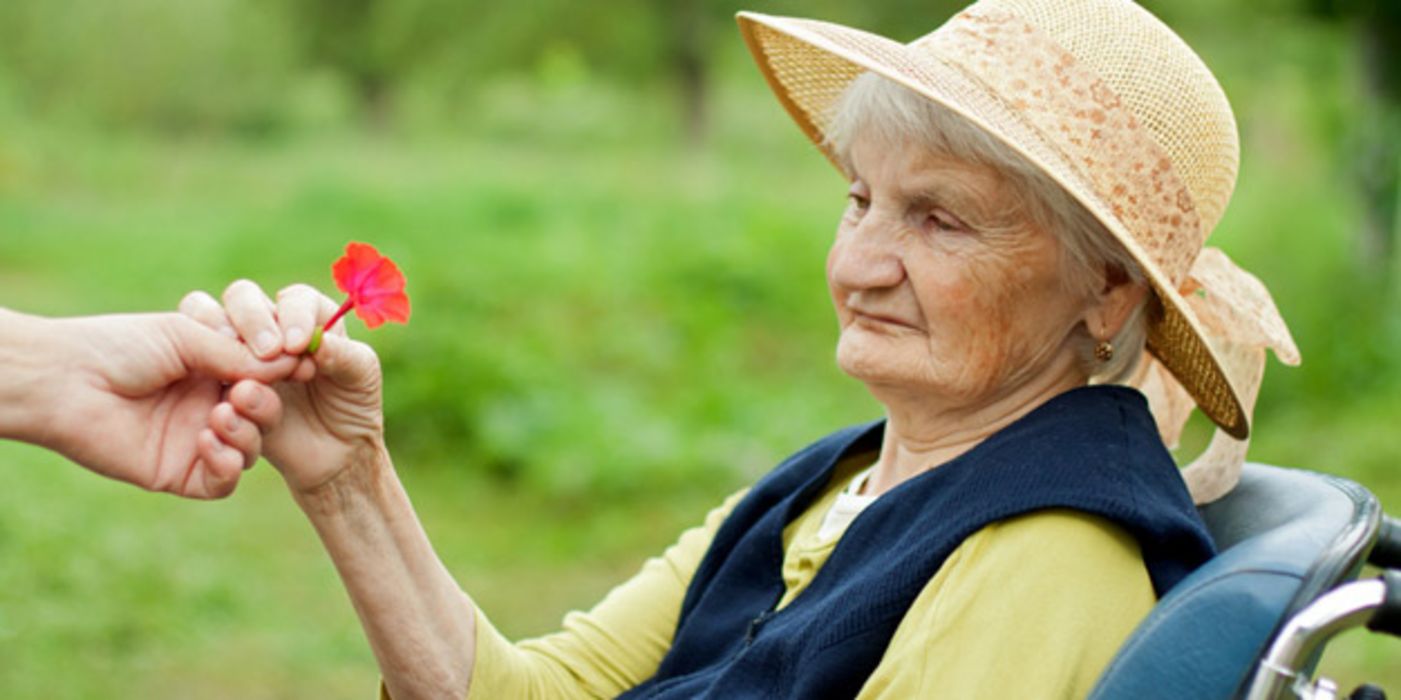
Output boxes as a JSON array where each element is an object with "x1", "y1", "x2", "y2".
[{"x1": 0, "y1": 309, "x2": 298, "y2": 498}]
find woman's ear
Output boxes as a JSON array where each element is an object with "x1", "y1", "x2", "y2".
[{"x1": 1085, "y1": 266, "x2": 1149, "y2": 340}]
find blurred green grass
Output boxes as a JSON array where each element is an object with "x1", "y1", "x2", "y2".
[{"x1": 3, "y1": 32, "x2": 1401, "y2": 699}]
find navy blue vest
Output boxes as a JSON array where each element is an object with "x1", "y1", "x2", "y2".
[{"x1": 618, "y1": 386, "x2": 1216, "y2": 699}]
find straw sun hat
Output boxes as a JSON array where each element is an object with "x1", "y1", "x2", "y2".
[{"x1": 737, "y1": 0, "x2": 1301, "y2": 502}]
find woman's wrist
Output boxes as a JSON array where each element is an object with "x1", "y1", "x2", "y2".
[
  {"x1": 287, "y1": 439, "x2": 476, "y2": 698},
  {"x1": 289, "y1": 437, "x2": 393, "y2": 514}
]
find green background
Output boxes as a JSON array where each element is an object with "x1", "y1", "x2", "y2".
[{"x1": 2, "y1": 0, "x2": 1399, "y2": 696}]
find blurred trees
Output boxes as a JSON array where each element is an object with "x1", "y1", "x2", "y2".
[
  {"x1": 282, "y1": 0, "x2": 402, "y2": 130},
  {"x1": 0, "y1": 0, "x2": 1386, "y2": 131},
  {"x1": 0, "y1": 0, "x2": 972, "y2": 138},
  {"x1": 1304, "y1": 0, "x2": 1401, "y2": 275},
  {"x1": 0, "y1": 2, "x2": 1397, "y2": 283},
  {"x1": 0, "y1": 0, "x2": 1393, "y2": 275},
  {"x1": 0, "y1": 0, "x2": 299, "y2": 133}
]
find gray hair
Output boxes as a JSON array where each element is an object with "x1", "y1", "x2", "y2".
[{"x1": 824, "y1": 73, "x2": 1148, "y2": 383}]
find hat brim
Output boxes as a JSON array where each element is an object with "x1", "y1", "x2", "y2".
[{"x1": 737, "y1": 11, "x2": 1250, "y2": 439}]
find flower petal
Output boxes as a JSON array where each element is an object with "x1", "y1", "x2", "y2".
[
  {"x1": 353, "y1": 291, "x2": 411, "y2": 329},
  {"x1": 329, "y1": 241, "x2": 412, "y2": 329},
  {"x1": 333, "y1": 242, "x2": 389, "y2": 301}
]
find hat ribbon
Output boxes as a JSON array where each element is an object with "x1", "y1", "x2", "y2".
[{"x1": 1129, "y1": 247, "x2": 1301, "y2": 503}]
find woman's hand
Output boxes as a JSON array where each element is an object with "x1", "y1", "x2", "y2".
[
  {"x1": 179, "y1": 280, "x2": 385, "y2": 494},
  {"x1": 181, "y1": 285, "x2": 479, "y2": 699}
]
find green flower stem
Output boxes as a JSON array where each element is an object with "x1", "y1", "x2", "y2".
[{"x1": 307, "y1": 298, "x2": 356, "y2": 355}]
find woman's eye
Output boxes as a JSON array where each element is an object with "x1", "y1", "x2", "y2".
[
  {"x1": 847, "y1": 193, "x2": 870, "y2": 212},
  {"x1": 927, "y1": 210, "x2": 966, "y2": 232}
]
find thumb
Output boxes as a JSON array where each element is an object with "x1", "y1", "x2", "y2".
[
  {"x1": 165, "y1": 315, "x2": 298, "y2": 383},
  {"x1": 310, "y1": 332, "x2": 380, "y2": 389}
]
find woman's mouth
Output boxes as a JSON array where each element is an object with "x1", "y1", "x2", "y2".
[{"x1": 852, "y1": 310, "x2": 917, "y2": 331}]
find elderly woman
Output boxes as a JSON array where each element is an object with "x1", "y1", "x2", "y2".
[{"x1": 184, "y1": 0, "x2": 1299, "y2": 697}]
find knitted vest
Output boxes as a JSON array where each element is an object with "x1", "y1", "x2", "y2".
[{"x1": 617, "y1": 386, "x2": 1216, "y2": 699}]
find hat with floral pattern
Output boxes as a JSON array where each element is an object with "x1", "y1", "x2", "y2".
[{"x1": 737, "y1": 0, "x2": 1300, "y2": 502}]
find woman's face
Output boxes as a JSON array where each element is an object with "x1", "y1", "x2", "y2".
[{"x1": 828, "y1": 135, "x2": 1094, "y2": 407}]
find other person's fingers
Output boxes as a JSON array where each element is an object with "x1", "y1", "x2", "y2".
[
  {"x1": 194, "y1": 428, "x2": 245, "y2": 499},
  {"x1": 163, "y1": 315, "x2": 298, "y2": 385},
  {"x1": 221, "y1": 279, "x2": 281, "y2": 359},
  {"x1": 209, "y1": 401, "x2": 262, "y2": 470},
  {"x1": 226, "y1": 379, "x2": 284, "y2": 434},
  {"x1": 178, "y1": 290, "x2": 237, "y2": 338}
]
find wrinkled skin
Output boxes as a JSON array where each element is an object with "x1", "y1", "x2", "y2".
[
  {"x1": 829, "y1": 135, "x2": 1146, "y2": 494},
  {"x1": 830, "y1": 137, "x2": 1090, "y2": 405}
]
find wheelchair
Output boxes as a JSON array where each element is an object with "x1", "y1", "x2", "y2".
[{"x1": 1089, "y1": 463, "x2": 1401, "y2": 700}]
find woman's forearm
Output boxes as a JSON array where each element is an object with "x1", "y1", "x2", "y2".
[{"x1": 293, "y1": 441, "x2": 477, "y2": 700}]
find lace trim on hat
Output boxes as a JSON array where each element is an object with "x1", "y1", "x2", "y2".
[{"x1": 1131, "y1": 247, "x2": 1300, "y2": 503}]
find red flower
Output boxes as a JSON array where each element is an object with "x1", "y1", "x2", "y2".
[
  {"x1": 309, "y1": 242, "x2": 410, "y2": 353},
  {"x1": 329, "y1": 242, "x2": 411, "y2": 329}
]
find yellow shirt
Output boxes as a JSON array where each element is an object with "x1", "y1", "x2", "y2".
[{"x1": 398, "y1": 453, "x2": 1157, "y2": 699}]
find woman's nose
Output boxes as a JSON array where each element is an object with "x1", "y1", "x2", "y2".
[{"x1": 829, "y1": 215, "x2": 905, "y2": 291}]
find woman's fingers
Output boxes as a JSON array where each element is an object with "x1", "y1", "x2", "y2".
[
  {"x1": 276, "y1": 284, "x2": 341, "y2": 354},
  {"x1": 221, "y1": 279, "x2": 281, "y2": 359},
  {"x1": 313, "y1": 332, "x2": 381, "y2": 387},
  {"x1": 291, "y1": 356, "x2": 317, "y2": 382},
  {"x1": 187, "y1": 282, "x2": 338, "y2": 373},
  {"x1": 276, "y1": 285, "x2": 341, "y2": 382},
  {"x1": 178, "y1": 290, "x2": 237, "y2": 338},
  {"x1": 227, "y1": 379, "x2": 284, "y2": 433}
]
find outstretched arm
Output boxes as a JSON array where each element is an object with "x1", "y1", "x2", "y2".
[{"x1": 0, "y1": 305, "x2": 295, "y2": 498}]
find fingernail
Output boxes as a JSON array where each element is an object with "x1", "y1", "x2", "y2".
[
  {"x1": 254, "y1": 330, "x2": 278, "y2": 356},
  {"x1": 285, "y1": 327, "x2": 306, "y2": 350},
  {"x1": 226, "y1": 413, "x2": 242, "y2": 433}
]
